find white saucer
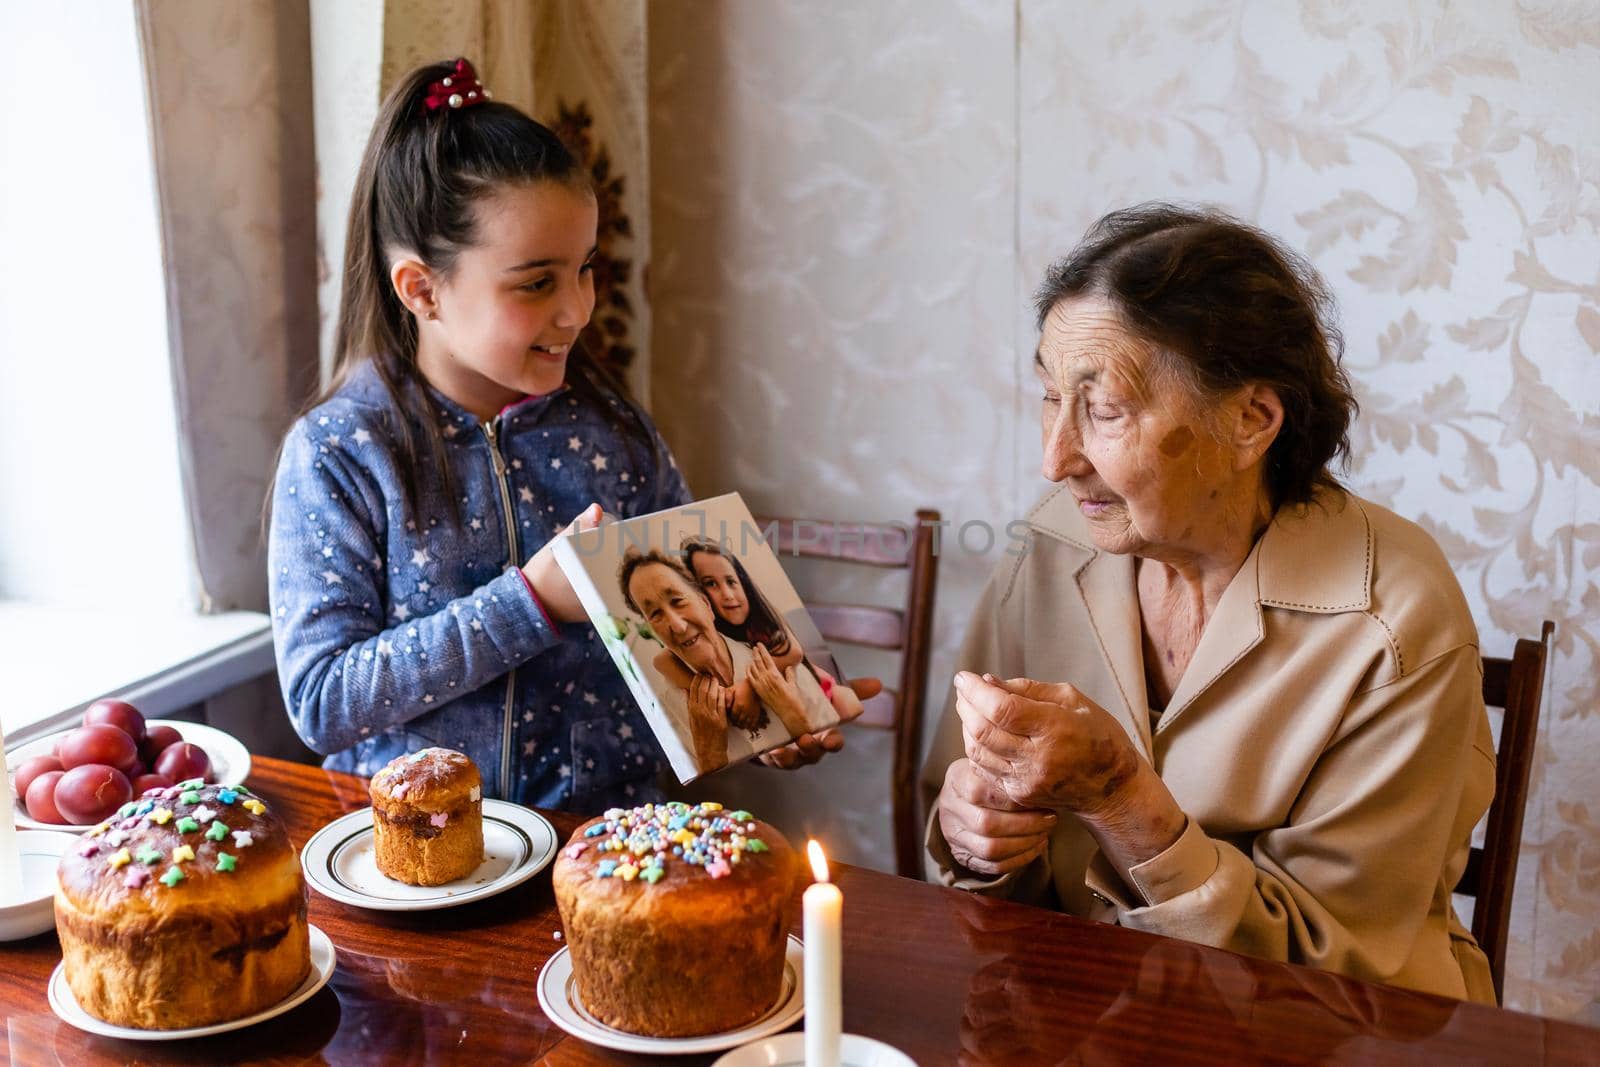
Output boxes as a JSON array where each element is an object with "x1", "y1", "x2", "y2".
[
  {"x1": 48, "y1": 923, "x2": 335, "y2": 1039},
  {"x1": 537, "y1": 935, "x2": 805, "y2": 1055},
  {"x1": 300, "y1": 799, "x2": 557, "y2": 911},
  {"x1": 8, "y1": 720, "x2": 252, "y2": 833},
  {"x1": 712, "y1": 1032, "x2": 918, "y2": 1067},
  {"x1": 0, "y1": 830, "x2": 75, "y2": 941}
]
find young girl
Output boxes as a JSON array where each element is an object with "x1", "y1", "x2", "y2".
[{"x1": 268, "y1": 58, "x2": 690, "y2": 811}]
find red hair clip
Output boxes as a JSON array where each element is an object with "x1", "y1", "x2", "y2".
[{"x1": 423, "y1": 59, "x2": 491, "y2": 112}]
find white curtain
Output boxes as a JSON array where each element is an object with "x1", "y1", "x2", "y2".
[{"x1": 136, "y1": 0, "x2": 320, "y2": 613}]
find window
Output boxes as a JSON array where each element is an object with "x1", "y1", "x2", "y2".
[{"x1": 0, "y1": 7, "x2": 270, "y2": 742}]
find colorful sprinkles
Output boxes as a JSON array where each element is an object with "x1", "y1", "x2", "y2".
[
  {"x1": 72, "y1": 782, "x2": 271, "y2": 892},
  {"x1": 582, "y1": 802, "x2": 770, "y2": 886}
]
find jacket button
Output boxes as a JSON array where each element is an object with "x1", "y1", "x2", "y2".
[{"x1": 1090, "y1": 890, "x2": 1112, "y2": 906}]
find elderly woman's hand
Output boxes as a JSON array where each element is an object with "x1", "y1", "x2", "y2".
[
  {"x1": 747, "y1": 643, "x2": 813, "y2": 737},
  {"x1": 954, "y1": 671, "x2": 1144, "y2": 816},
  {"x1": 938, "y1": 757, "x2": 1057, "y2": 876},
  {"x1": 686, "y1": 673, "x2": 730, "y2": 772}
]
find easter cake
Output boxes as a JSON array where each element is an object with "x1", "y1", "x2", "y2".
[
  {"x1": 368, "y1": 747, "x2": 484, "y2": 886},
  {"x1": 53, "y1": 781, "x2": 310, "y2": 1029},
  {"x1": 552, "y1": 801, "x2": 800, "y2": 1037}
]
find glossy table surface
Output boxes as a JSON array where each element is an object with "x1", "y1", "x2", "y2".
[{"x1": 3, "y1": 757, "x2": 1596, "y2": 1065}]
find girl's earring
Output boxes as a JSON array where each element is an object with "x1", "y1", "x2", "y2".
[{"x1": 425, "y1": 310, "x2": 438, "y2": 321}]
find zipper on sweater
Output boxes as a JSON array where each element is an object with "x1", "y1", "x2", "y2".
[{"x1": 482, "y1": 419, "x2": 519, "y2": 800}]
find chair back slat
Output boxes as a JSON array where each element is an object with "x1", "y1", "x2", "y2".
[
  {"x1": 1455, "y1": 619, "x2": 1553, "y2": 1004},
  {"x1": 809, "y1": 603, "x2": 905, "y2": 650},
  {"x1": 754, "y1": 510, "x2": 941, "y2": 878},
  {"x1": 855, "y1": 689, "x2": 898, "y2": 731}
]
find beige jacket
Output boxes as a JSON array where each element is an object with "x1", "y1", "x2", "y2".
[{"x1": 922, "y1": 486, "x2": 1497, "y2": 1003}]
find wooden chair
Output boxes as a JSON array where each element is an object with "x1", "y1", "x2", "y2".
[
  {"x1": 1455, "y1": 619, "x2": 1555, "y2": 1003},
  {"x1": 753, "y1": 510, "x2": 941, "y2": 878}
]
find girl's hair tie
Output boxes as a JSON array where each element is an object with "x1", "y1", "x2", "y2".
[{"x1": 422, "y1": 58, "x2": 491, "y2": 113}]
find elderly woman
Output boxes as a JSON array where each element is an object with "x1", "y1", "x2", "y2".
[{"x1": 921, "y1": 204, "x2": 1496, "y2": 1003}]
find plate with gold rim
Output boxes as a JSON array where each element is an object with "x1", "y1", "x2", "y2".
[
  {"x1": 300, "y1": 799, "x2": 557, "y2": 911},
  {"x1": 536, "y1": 935, "x2": 805, "y2": 1054},
  {"x1": 48, "y1": 923, "x2": 336, "y2": 1040}
]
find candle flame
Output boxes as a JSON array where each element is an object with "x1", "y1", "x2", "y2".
[{"x1": 807, "y1": 839, "x2": 830, "y2": 883}]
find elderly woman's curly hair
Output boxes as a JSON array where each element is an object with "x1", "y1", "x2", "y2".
[
  {"x1": 1034, "y1": 203, "x2": 1359, "y2": 509},
  {"x1": 618, "y1": 549, "x2": 703, "y2": 617}
]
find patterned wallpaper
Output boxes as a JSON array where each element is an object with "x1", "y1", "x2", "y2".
[
  {"x1": 648, "y1": 0, "x2": 1021, "y2": 874},
  {"x1": 647, "y1": 0, "x2": 1600, "y2": 1020}
]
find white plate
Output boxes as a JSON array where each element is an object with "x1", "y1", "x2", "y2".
[
  {"x1": 300, "y1": 799, "x2": 557, "y2": 911},
  {"x1": 712, "y1": 1032, "x2": 918, "y2": 1067},
  {"x1": 0, "y1": 830, "x2": 76, "y2": 941},
  {"x1": 537, "y1": 935, "x2": 805, "y2": 1055},
  {"x1": 7, "y1": 719, "x2": 252, "y2": 833},
  {"x1": 48, "y1": 923, "x2": 335, "y2": 1039}
]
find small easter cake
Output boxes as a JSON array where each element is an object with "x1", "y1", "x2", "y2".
[
  {"x1": 54, "y1": 781, "x2": 310, "y2": 1029},
  {"x1": 369, "y1": 747, "x2": 483, "y2": 885},
  {"x1": 552, "y1": 802, "x2": 800, "y2": 1037}
]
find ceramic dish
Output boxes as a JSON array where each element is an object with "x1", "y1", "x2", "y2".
[
  {"x1": 7, "y1": 720, "x2": 251, "y2": 833},
  {"x1": 48, "y1": 924, "x2": 336, "y2": 1039},
  {"x1": 0, "y1": 829, "x2": 75, "y2": 940},
  {"x1": 536, "y1": 935, "x2": 805, "y2": 1055},
  {"x1": 300, "y1": 800, "x2": 557, "y2": 911},
  {"x1": 711, "y1": 1032, "x2": 918, "y2": 1067}
]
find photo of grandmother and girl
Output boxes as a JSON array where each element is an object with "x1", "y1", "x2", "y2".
[{"x1": 553, "y1": 493, "x2": 861, "y2": 782}]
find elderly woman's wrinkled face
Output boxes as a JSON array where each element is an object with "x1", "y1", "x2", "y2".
[
  {"x1": 1035, "y1": 297, "x2": 1243, "y2": 559},
  {"x1": 628, "y1": 562, "x2": 721, "y2": 674}
]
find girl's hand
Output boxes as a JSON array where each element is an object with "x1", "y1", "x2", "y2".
[
  {"x1": 953, "y1": 672, "x2": 1141, "y2": 816},
  {"x1": 937, "y1": 756, "x2": 1056, "y2": 876},
  {"x1": 686, "y1": 674, "x2": 730, "y2": 771},
  {"x1": 522, "y1": 503, "x2": 604, "y2": 623},
  {"x1": 728, "y1": 680, "x2": 763, "y2": 731},
  {"x1": 759, "y1": 676, "x2": 879, "y2": 770},
  {"x1": 746, "y1": 643, "x2": 811, "y2": 736}
]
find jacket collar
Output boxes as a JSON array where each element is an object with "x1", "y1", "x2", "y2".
[
  {"x1": 346, "y1": 360, "x2": 568, "y2": 434},
  {"x1": 1023, "y1": 485, "x2": 1372, "y2": 740}
]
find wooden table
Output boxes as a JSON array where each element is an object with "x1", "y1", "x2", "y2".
[{"x1": 3, "y1": 757, "x2": 1596, "y2": 1065}]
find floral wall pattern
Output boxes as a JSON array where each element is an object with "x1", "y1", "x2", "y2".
[
  {"x1": 1018, "y1": 0, "x2": 1599, "y2": 1020},
  {"x1": 648, "y1": 0, "x2": 1600, "y2": 1019},
  {"x1": 648, "y1": 0, "x2": 1020, "y2": 874}
]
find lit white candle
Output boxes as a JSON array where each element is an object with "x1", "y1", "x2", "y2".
[
  {"x1": 804, "y1": 839, "x2": 842, "y2": 1067},
  {"x1": 1, "y1": 719, "x2": 22, "y2": 903}
]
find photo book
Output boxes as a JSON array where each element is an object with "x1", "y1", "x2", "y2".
[{"x1": 553, "y1": 493, "x2": 847, "y2": 784}]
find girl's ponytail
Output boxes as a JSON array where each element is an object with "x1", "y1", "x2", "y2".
[{"x1": 326, "y1": 63, "x2": 451, "y2": 519}]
